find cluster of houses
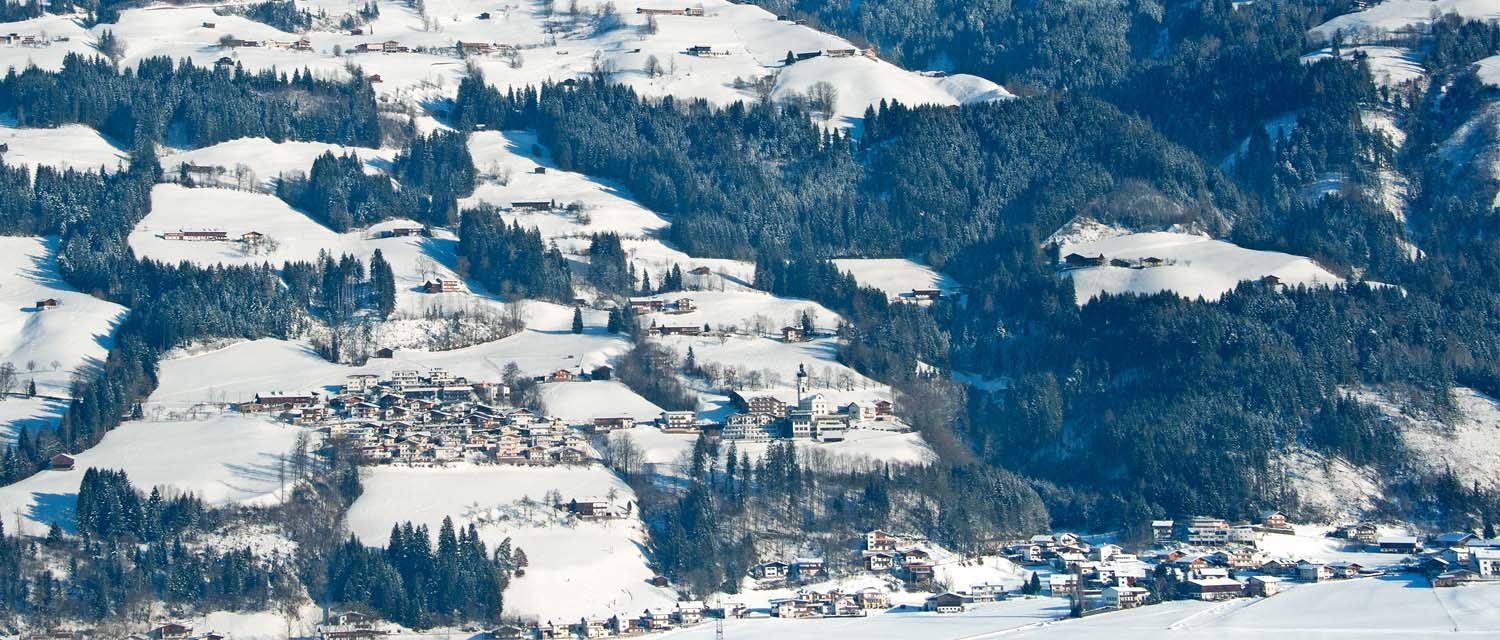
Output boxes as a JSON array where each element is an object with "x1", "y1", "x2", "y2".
[
  {"x1": 768, "y1": 588, "x2": 892, "y2": 618},
  {"x1": 485, "y1": 601, "x2": 718, "y2": 640},
  {"x1": 160, "y1": 229, "x2": 266, "y2": 243},
  {"x1": 636, "y1": 7, "x2": 706, "y2": 17},
  {"x1": 783, "y1": 47, "x2": 879, "y2": 63},
  {"x1": 422, "y1": 279, "x2": 462, "y2": 294},
  {"x1": 0, "y1": 33, "x2": 60, "y2": 47},
  {"x1": 1382, "y1": 531, "x2": 1500, "y2": 587},
  {"x1": 685, "y1": 45, "x2": 730, "y2": 57},
  {"x1": 1061, "y1": 252, "x2": 1172, "y2": 270},
  {"x1": 721, "y1": 388, "x2": 900, "y2": 443},
  {"x1": 457, "y1": 41, "x2": 521, "y2": 56},
  {"x1": 219, "y1": 37, "x2": 314, "y2": 51},
  {"x1": 629, "y1": 297, "x2": 695, "y2": 316},
  {"x1": 237, "y1": 370, "x2": 603, "y2": 467}
]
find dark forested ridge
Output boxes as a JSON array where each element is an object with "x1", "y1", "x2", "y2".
[{"x1": 454, "y1": 39, "x2": 1499, "y2": 533}]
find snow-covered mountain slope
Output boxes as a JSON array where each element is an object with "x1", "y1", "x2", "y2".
[
  {"x1": 0, "y1": 237, "x2": 128, "y2": 438},
  {"x1": 832, "y1": 258, "x2": 960, "y2": 301},
  {"x1": 1311, "y1": 0, "x2": 1500, "y2": 41},
  {"x1": 0, "y1": 414, "x2": 305, "y2": 535},
  {"x1": 79, "y1": 0, "x2": 1006, "y2": 125},
  {"x1": 1353, "y1": 386, "x2": 1500, "y2": 493},
  {"x1": 161, "y1": 137, "x2": 396, "y2": 189},
  {"x1": 1055, "y1": 228, "x2": 1342, "y2": 303},
  {"x1": 345, "y1": 463, "x2": 679, "y2": 622},
  {"x1": 1302, "y1": 45, "x2": 1425, "y2": 90},
  {"x1": 0, "y1": 118, "x2": 129, "y2": 173}
]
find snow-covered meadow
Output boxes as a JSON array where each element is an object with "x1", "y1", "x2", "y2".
[
  {"x1": 0, "y1": 414, "x2": 306, "y2": 535},
  {"x1": 0, "y1": 118, "x2": 129, "y2": 174},
  {"x1": 832, "y1": 258, "x2": 960, "y2": 301},
  {"x1": 1058, "y1": 230, "x2": 1342, "y2": 303},
  {"x1": 0, "y1": 237, "x2": 128, "y2": 437},
  {"x1": 345, "y1": 463, "x2": 678, "y2": 622}
]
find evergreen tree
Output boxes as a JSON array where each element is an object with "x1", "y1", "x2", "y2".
[{"x1": 571, "y1": 307, "x2": 584, "y2": 334}]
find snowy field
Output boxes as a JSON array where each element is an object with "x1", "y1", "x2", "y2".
[
  {"x1": 1059, "y1": 231, "x2": 1342, "y2": 303},
  {"x1": 831, "y1": 258, "x2": 960, "y2": 301},
  {"x1": 651, "y1": 577, "x2": 1500, "y2": 640},
  {"x1": 345, "y1": 463, "x2": 678, "y2": 622},
  {"x1": 0, "y1": 236, "x2": 128, "y2": 437},
  {"x1": 0, "y1": 414, "x2": 305, "y2": 535},
  {"x1": 538, "y1": 380, "x2": 664, "y2": 422},
  {"x1": 1311, "y1": 0, "x2": 1500, "y2": 41},
  {"x1": 15, "y1": 0, "x2": 1008, "y2": 125},
  {"x1": 465, "y1": 130, "x2": 759, "y2": 291},
  {"x1": 636, "y1": 290, "x2": 840, "y2": 335},
  {"x1": 146, "y1": 329, "x2": 630, "y2": 412},
  {"x1": 129, "y1": 183, "x2": 552, "y2": 318},
  {"x1": 1302, "y1": 45, "x2": 1425, "y2": 89},
  {"x1": 652, "y1": 333, "x2": 890, "y2": 414},
  {"x1": 0, "y1": 14, "x2": 96, "y2": 72},
  {"x1": 161, "y1": 137, "x2": 396, "y2": 190},
  {"x1": 0, "y1": 119, "x2": 129, "y2": 174},
  {"x1": 1476, "y1": 55, "x2": 1500, "y2": 87}
]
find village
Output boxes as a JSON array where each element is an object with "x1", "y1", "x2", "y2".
[
  {"x1": 233, "y1": 356, "x2": 911, "y2": 467},
  {"x1": 272, "y1": 512, "x2": 1500, "y2": 639}
]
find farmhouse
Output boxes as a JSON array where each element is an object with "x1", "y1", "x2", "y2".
[
  {"x1": 561, "y1": 497, "x2": 616, "y2": 519},
  {"x1": 592, "y1": 416, "x2": 635, "y2": 432},
  {"x1": 1259, "y1": 510, "x2": 1289, "y2": 530},
  {"x1": 1103, "y1": 585, "x2": 1149, "y2": 608},
  {"x1": 1064, "y1": 253, "x2": 1106, "y2": 268},
  {"x1": 423, "y1": 279, "x2": 461, "y2": 293},
  {"x1": 925, "y1": 592, "x2": 965, "y2": 613},
  {"x1": 50, "y1": 453, "x2": 75, "y2": 471},
  {"x1": 1379, "y1": 536, "x2": 1420, "y2": 554},
  {"x1": 510, "y1": 200, "x2": 554, "y2": 212},
  {"x1": 1297, "y1": 560, "x2": 1332, "y2": 582},
  {"x1": 35, "y1": 298, "x2": 60, "y2": 310},
  {"x1": 1246, "y1": 575, "x2": 1283, "y2": 597},
  {"x1": 164, "y1": 230, "x2": 229, "y2": 241},
  {"x1": 1433, "y1": 532, "x2": 1478, "y2": 548},
  {"x1": 1181, "y1": 577, "x2": 1241, "y2": 600},
  {"x1": 750, "y1": 561, "x2": 789, "y2": 581},
  {"x1": 653, "y1": 325, "x2": 703, "y2": 336},
  {"x1": 659, "y1": 410, "x2": 698, "y2": 433},
  {"x1": 248, "y1": 392, "x2": 318, "y2": 411}
]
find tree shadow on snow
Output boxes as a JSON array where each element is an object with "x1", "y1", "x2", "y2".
[{"x1": 26, "y1": 491, "x2": 78, "y2": 533}]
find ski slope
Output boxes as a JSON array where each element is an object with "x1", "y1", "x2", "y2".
[
  {"x1": 0, "y1": 414, "x2": 306, "y2": 535},
  {"x1": 1059, "y1": 231, "x2": 1342, "y2": 303},
  {"x1": 345, "y1": 463, "x2": 678, "y2": 623}
]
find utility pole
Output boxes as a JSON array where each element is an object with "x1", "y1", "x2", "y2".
[{"x1": 715, "y1": 617, "x2": 724, "y2": 640}]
